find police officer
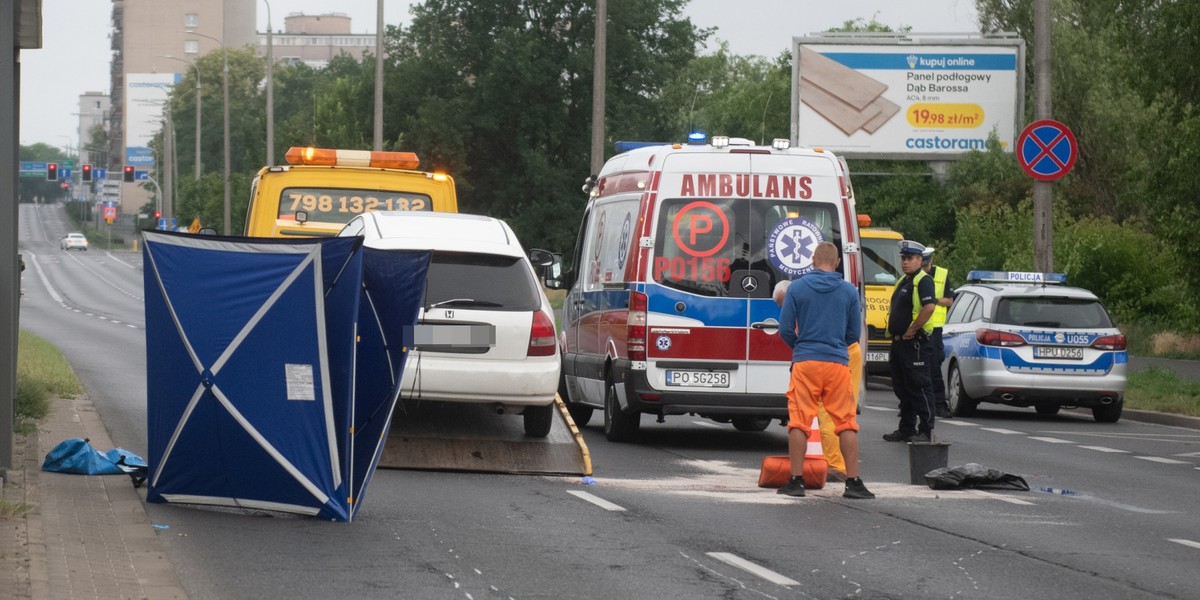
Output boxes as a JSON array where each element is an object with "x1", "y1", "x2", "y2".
[
  {"x1": 883, "y1": 240, "x2": 937, "y2": 443},
  {"x1": 922, "y1": 247, "x2": 956, "y2": 418}
]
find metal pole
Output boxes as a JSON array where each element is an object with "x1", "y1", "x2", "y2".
[
  {"x1": 162, "y1": 56, "x2": 201, "y2": 179},
  {"x1": 1032, "y1": 0, "x2": 1053, "y2": 272},
  {"x1": 223, "y1": 49, "x2": 230, "y2": 234},
  {"x1": 184, "y1": 30, "x2": 230, "y2": 233},
  {"x1": 373, "y1": 0, "x2": 384, "y2": 151},
  {"x1": 265, "y1": 0, "x2": 274, "y2": 165},
  {"x1": 589, "y1": 0, "x2": 607, "y2": 174},
  {"x1": 1, "y1": 0, "x2": 21, "y2": 478}
]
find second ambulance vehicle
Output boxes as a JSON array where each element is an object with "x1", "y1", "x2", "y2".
[{"x1": 549, "y1": 136, "x2": 865, "y2": 441}]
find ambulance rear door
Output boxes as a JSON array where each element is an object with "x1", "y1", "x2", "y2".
[
  {"x1": 647, "y1": 153, "x2": 754, "y2": 396},
  {"x1": 743, "y1": 152, "x2": 850, "y2": 396}
]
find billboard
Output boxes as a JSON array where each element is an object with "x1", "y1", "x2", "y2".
[
  {"x1": 791, "y1": 35, "x2": 1025, "y2": 159},
  {"x1": 125, "y1": 73, "x2": 181, "y2": 166}
]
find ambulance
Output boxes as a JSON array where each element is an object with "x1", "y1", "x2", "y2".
[
  {"x1": 244, "y1": 146, "x2": 457, "y2": 238},
  {"x1": 547, "y1": 135, "x2": 865, "y2": 441}
]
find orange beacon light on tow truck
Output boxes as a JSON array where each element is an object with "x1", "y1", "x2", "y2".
[{"x1": 245, "y1": 146, "x2": 458, "y2": 238}]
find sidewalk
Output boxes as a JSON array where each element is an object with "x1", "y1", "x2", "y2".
[{"x1": 0, "y1": 394, "x2": 187, "y2": 600}]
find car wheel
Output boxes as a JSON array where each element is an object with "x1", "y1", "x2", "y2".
[
  {"x1": 948, "y1": 363, "x2": 977, "y2": 417},
  {"x1": 731, "y1": 417, "x2": 772, "y2": 432},
  {"x1": 1093, "y1": 400, "x2": 1123, "y2": 423},
  {"x1": 603, "y1": 375, "x2": 639, "y2": 442},
  {"x1": 523, "y1": 403, "x2": 554, "y2": 438},
  {"x1": 1035, "y1": 404, "x2": 1060, "y2": 416}
]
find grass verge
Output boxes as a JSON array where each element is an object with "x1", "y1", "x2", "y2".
[
  {"x1": 15, "y1": 329, "x2": 82, "y2": 433},
  {"x1": 1124, "y1": 367, "x2": 1200, "y2": 417}
]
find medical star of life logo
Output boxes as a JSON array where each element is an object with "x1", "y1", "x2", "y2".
[{"x1": 768, "y1": 218, "x2": 824, "y2": 277}]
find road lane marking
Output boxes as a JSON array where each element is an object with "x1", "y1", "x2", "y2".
[
  {"x1": 1028, "y1": 436, "x2": 1075, "y2": 444},
  {"x1": 1134, "y1": 456, "x2": 1190, "y2": 465},
  {"x1": 566, "y1": 490, "x2": 626, "y2": 511},
  {"x1": 938, "y1": 420, "x2": 978, "y2": 427},
  {"x1": 706, "y1": 552, "x2": 800, "y2": 587},
  {"x1": 1078, "y1": 445, "x2": 1129, "y2": 453},
  {"x1": 977, "y1": 492, "x2": 1035, "y2": 505},
  {"x1": 981, "y1": 428, "x2": 1024, "y2": 435},
  {"x1": 1170, "y1": 539, "x2": 1200, "y2": 550},
  {"x1": 863, "y1": 405, "x2": 894, "y2": 412},
  {"x1": 1175, "y1": 451, "x2": 1200, "y2": 457},
  {"x1": 693, "y1": 421, "x2": 726, "y2": 430}
]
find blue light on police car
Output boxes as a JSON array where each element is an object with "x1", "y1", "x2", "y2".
[
  {"x1": 967, "y1": 270, "x2": 1067, "y2": 284},
  {"x1": 687, "y1": 132, "x2": 706, "y2": 145}
]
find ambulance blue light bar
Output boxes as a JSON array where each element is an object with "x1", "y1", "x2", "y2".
[
  {"x1": 614, "y1": 141, "x2": 672, "y2": 154},
  {"x1": 967, "y1": 271, "x2": 1067, "y2": 284},
  {"x1": 687, "y1": 132, "x2": 706, "y2": 145}
]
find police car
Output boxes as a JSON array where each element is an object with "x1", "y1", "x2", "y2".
[{"x1": 940, "y1": 271, "x2": 1127, "y2": 422}]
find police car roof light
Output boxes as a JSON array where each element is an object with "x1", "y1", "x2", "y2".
[
  {"x1": 772, "y1": 138, "x2": 790, "y2": 150},
  {"x1": 687, "y1": 132, "x2": 706, "y2": 145},
  {"x1": 711, "y1": 136, "x2": 730, "y2": 148},
  {"x1": 284, "y1": 146, "x2": 420, "y2": 170},
  {"x1": 966, "y1": 270, "x2": 1067, "y2": 284}
]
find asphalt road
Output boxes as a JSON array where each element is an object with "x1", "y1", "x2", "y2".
[{"x1": 18, "y1": 202, "x2": 1200, "y2": 599}]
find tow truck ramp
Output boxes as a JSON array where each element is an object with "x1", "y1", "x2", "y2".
[{"x1": 379, "y1": 395, "x2": 592, "y2": 476}]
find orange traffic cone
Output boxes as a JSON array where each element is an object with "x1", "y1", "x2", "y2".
[{"x1": 801, "y1": 416, "x2": 827, "y2": 490}]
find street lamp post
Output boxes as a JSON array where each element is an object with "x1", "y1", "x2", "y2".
[
  {"x1": 185, "y1": 29, "x2": 231, "y2": 235},
  {"x1": 162, "y1": 55, "x2": 202, "y2": 180},
  {"x1": 264, "y1": 0, "x2": 274, "y2": 166}
]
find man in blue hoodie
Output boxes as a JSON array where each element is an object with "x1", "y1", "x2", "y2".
[{"x1": 778, "y1": 242, "x2": 875, "y2": 499}]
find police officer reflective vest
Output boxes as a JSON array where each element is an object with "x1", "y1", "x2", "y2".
[
  {"x1": 891, "y1": 269, "x2": 934, "y2": 335},
  {"x1": 928, "y1": 265, "x2": 949, "y2": 329}
]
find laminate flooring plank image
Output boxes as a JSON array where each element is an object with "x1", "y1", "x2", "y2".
[
  {"x1": 800, "y1": 78, "x2": 883, "y2": 136},
  {"x1": 799, "y1": 47, "x2": 887, "y2": 111},
  {"x1": 861, "y1": 96, "x2": 902, "y2": 133}
]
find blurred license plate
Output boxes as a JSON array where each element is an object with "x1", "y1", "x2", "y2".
[
  {"x1": 666, "y1": 370, "x2": 730, "y2": 388},
  {"x1": 866, "y1": 352, "x2": 888, "y2": 362},
  {"x1": 1034, "y1": 346, "x2": 1083, "y2": 359}
]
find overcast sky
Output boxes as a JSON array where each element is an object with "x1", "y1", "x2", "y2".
[{"x1": 19, "y1": 0, "x2": 980, "y2": 148}]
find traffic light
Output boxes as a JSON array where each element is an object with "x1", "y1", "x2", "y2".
[
  {"x1": 123, "y1": 165, "x2": 135, "y2": 182},
  {"x1": 81, "y1": 164, "x2": 93, "y2": 182},
  {"x1": 154, "y1": 211, "x2": 161, "y2": 219},
  {"x1": 46, "y1": 162, "x2": 58, "y2": 181}
]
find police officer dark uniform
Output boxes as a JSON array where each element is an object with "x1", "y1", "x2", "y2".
[
  {"x1": 883, "y1": 240, "x2": 937, "y2": 443},
  {"x1": 922, "y1": 247, "x2": 956, "y2": 418}
]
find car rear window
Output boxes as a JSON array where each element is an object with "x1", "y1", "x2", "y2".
[
  {"x1": 994, "y1": 297, "x2": 1113, "y2": 329},
  {"x1": 424, "y1": 251, "x2": 540, "y2": 311}
]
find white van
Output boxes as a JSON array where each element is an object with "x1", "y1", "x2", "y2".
[{"x1": 546, "y1": 136, "x2": 865, "y2": 441}]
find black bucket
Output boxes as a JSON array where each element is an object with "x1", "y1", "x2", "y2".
[{"x1": 908, "y1": 442, "x2": 951, "y2": 485}]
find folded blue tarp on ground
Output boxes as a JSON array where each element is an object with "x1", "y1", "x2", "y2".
[{"x1": 43, "y1": 438, "x2": 147, "y2": 476}]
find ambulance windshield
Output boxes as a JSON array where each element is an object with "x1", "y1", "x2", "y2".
[{"x1": 652, "y1": 198, "x2": 841, "y2": 297}]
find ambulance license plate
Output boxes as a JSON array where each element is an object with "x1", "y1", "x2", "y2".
[
  {"x1": 866, "y1": 352, "x2": 888, "y2": 363},
  {"x1": 1034, "y1": 346, "x2": 1083, "y2": 360},
  {"x1": 666, "y1": 370, "x2": 730, "y2": 388}
]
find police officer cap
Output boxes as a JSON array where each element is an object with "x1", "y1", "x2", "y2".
[{"x1": 898, "y1": 240, "x2": 926, "y2": 256}]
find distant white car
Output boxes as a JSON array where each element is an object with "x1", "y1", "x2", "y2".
[
  {"x1": 338, "y1": 211, "x2": 561, "y2": 437},
  {"x1": 61, "y1": 232, "x2": 88, "y2": 251}
]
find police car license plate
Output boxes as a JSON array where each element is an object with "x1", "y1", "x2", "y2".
[
  {"x1": 866, "y1": 352, "x2": 888, "y2": 362},
  {"x1": 1034, "y1": 346, "x2": 1084, "y2": 360},
  {"x1": 666, "y1": 370, "x2": 730, "y2": 388}
]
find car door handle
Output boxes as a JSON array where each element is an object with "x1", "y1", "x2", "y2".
[{"x1": 751, "y1": 319, "x2": 780, "y2": 331}]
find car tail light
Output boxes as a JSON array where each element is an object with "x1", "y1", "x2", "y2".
[
  {"x1": 976, "y1": 329, "x2": 1026, "y2": 347},
  {"x1": 527, "y1": 311, "x2": 557, "y2": 357},
  {"x1": 627, "y1": 291, "x2": 648, "y2": 362},
  {"x1": 1091, "y1": 334, "x2": 1127, "y2": 351}
]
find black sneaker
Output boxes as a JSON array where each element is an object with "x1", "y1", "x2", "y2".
[
  {"x1": 843, "y1": 477, "x2": 875, "y2": 499},
  {"x1": 936, "y1": 407, "x2": 953, "y2": 418},
  {"x1": 908, "y1": 432, "x2": 931, "y2": 443},
  {"x1": 882, "y1": 429, "x2": 915, "y2": 442},
  {"x1": 776, "y1": 477, "x2": 805, "y2": 497}
]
